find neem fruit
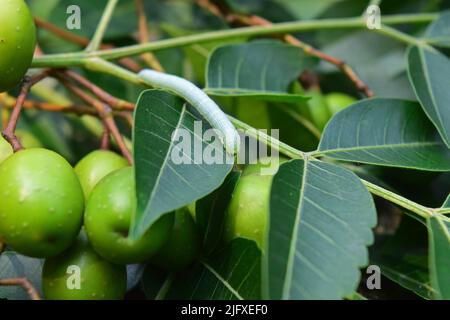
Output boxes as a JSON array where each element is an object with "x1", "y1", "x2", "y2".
[
  {"x1": 0, "y1": 148, "x2": 84, "y2": 257},
  {"x1": 150, "y1": 207, "x2": 201, "y2": 271},
  {"x1": 84, "y1": 167, "x2": 174, "y2": 264},
  {"x1": 42, "y1": 232, "x2": 127, "y2": 300},
  {"x1": 0, "y1": 0, "x2": 36, "y2": 92},
  {"x1": 325, "y1": 92, "x2": 357, "y2": 115},
  {"x1": 224, "y1": 158, "x2": 284, "y2": 249},
  {"x1": 75, "y1": 150, "x2": 129, "y2": 199}
]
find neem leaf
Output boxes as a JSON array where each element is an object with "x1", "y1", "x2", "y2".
[
  {"x1": 427, "y1": 214, "x2": 450, "y2": 299},
  {"x1": 408, "y1": 45, "x2": 450, "y2": 149},
  {"x1": 166, "y1": 239, "x2": 261, "y2": 300},
  {"x1": 264, "y1": 159, "x2": 376, "y2": 299},
  {"x1": 424, "y1": 11, "x2": 450, "y2": 48},
  {"x1": 131, "y1": 90, "x2": 233, "y2": 239},
  {"x1": 196, "y1": 171, "x2": 242, "y2": 255},
  {"x1": 317, "y1": 98, "x2": 450, "y2": 171},
  {"x1": 206, "y1": 40, "x2": 314, "y2": 102},
  {"x1": 370, "y1": 216, "x2": 434, "y2": 299}
]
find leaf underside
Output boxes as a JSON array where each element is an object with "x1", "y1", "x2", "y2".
[
  {"x1": 318, "y1": 98, "x2": 450, "y2": 171},
  {"x1": 265, "y1": 159, "x2": 377, "y2": 299},
  {"x1": 132, "y1": 90, "x2": 233, "y2": 238}
]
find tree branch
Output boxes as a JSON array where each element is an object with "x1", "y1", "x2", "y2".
[
  {"x1": 100, "y1": 124, "x2": 111, "y2": 150},
  {"x1": 55, "y1": 75, "x2": 133, "y2": 164},
  {"x1": 32, "y1": 13, "x2": 436, "y2": 68},
  {"x1": 34, "y1": 17, "x2": 142, "y2": 72},
  {"x1": 196, "y1": 0, "x2": 373, "y2": 96},
  {"x1": 61, "y1": 70, "x2": 135, "y2": 110}
]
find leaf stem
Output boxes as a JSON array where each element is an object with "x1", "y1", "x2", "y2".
[
  {"x1": 85, "y1": 0, "x2": 119, "y2": 52},
  {"x1": 32, "y1": 13, "x2": 438, "y2": 68},
  {"x1": 361, "y1": 179, "x2": 431, "y2": 218},
  {"x1": 375, "y1": 24, "x2": 429, "y2": 47}
]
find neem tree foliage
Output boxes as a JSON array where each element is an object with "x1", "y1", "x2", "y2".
[{"x1": 0, "y1": 0, "x2": 450, "y2": 300}]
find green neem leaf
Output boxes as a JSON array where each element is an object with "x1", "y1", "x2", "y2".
[
  {"x1": 131, "y1": 90, "x2": 233, "y2": 239},
  {"x1": 424, "y1": 11, "x2": 450, "y2": 48},
  {"x1": 317, "y1": 98, "x2": 450, "y2": 171},
  {"x1": 264, "y1": 159, "x2": 376, "y2": 299},
  {"x1": 205, "y1": 40, "x2": 314, "y2": 102},
  {"x1": 408, "y1": 45, "x2": 450, "y2": 148},
  {"x1": 428, "y1": 214, "x2": 450, "y2": 299},
  {"x1": 370, "y1": 216, "x2": 434, "y2": 299},
  {"x1": 443, "y1": 195, "x2": 450, "y2": 208},
  {"x1": 166, "y1": 239, "x2": 261, "y2": 300},
  {"x1": 196, "y1": 171, "x2": 242, "y2": 255}
]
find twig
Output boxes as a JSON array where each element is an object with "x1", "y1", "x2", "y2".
[
  {"x1": 0, "y1": 241, "x2": 5, "y2": 254},
  {"x1": 119, "y1": 111, "x2": 134, "y2": 127},
  {"x1": 86, "y1": 0, "x2": 119, "y2": 52},
  {"x1": 62, "y1": 70, "x2": 135, "y2": 110},
  {"x1": 135, "y1": 0, "x2": 165, "y2": 72},
  {"x1": 0, "y1": 95, "x2": 136, "y2": 120},
  {"x1": 0, "y1": 278, "x2": 41, "y2": 300},
  {"x1": 34, "y1": 17, "x2": 142, "y2": 72},
  {"x1": 56, "y1": 75, "x2": 133, "y2": 164},
  {"x1": 2, "y1": 72, "x2": 49, "y2": 152},
  {"x1": 100, "y1": 124, "x2": 111, "y2": 150},
  {"x1": 195, "y1": 0, "x2": 374, "y2": 97}
]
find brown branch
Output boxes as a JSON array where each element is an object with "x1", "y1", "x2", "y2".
[
  {"x1": 134, "y1": 0, "x2": 165, "y2": 72},
  {"x1": 34, "y1": 17, "x2": 142, "y2": 72},
  {"x1": 61, "y1": 70, "x2": 135, "y2": 110},
  {"x1": 0, "y1": 241, "x2": 5, "y2": 254},
  {"x1": 2, "y1": 72, "x2": 49, "y2": 152},
  {"x1": 1, "y1": 94, "x2": 132, "y2": 121},
  {"x1": 100, "y1": 124, "x2": 111, "y2": 150},
  {"x1": 119, "y1": 111, "x2": 134, "y2": 127},
  {"x1": 0, "y1": 278, "x2": 41, "y2": 300},
  {"x1": 56, "y1": 75, "x2": 133, "y2": 164},
  {"x1": 195, "y1": 0, "x2": 373, "y2": 97}
]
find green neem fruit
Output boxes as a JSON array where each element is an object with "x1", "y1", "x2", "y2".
[
  {"x1": 42, "y1": 232, "x2": 127, "y2": 300},
  {"x1": 151, "y1": 208, "x2": 201, "y2": 271},
  {"x1": 325, "y1": 92, "x2": 357, "y2": 115},
  {"x1": 242, "y1": 156, "x2": 287, "y2": 177},
  {"x1": 0, "y1": 130, "x2": 42, "y2": 163},
  {"x1": 224, "y1": 159, "x2": 281, "y2": 249},
  {"x1": 0, "y1": 0, "x2": 36, "y2": 92},
  {"x1": 75, "y1": 150, "x2": 128, "y2": 199},
  {"x1": 0, "y1": 136, "x2": 11, "y2": 163},
  {"x1": 0, "y1": 148, "x2": 84, "y2": 257},
  {"x1": 85, "y1": 167, "x2": 174, "y2": 264},
  {"x1": 306, "y1": 88, "x2": 331, "y2": 131}
]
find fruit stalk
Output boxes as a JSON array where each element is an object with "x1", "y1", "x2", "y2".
[
  {"x1": 0, "y1": 277, "x2": 41, "y2": 300},
  {"x1": 2, "y1": 71, "x2": 49, "y2": 152},
  {"x1": 54, "y1": 74, "x2": 133, "y2": 164}
]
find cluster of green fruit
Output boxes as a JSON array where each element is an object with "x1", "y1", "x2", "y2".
[
  {"x1": 306, "y1": 90, "x2": 357, "y2": 130},
  {"x1": 0, "y1": 130, "x2": 285, "y2": 299},
  {"x1": 0, "y1": 137, "x2": 201, "y2": 299}
]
